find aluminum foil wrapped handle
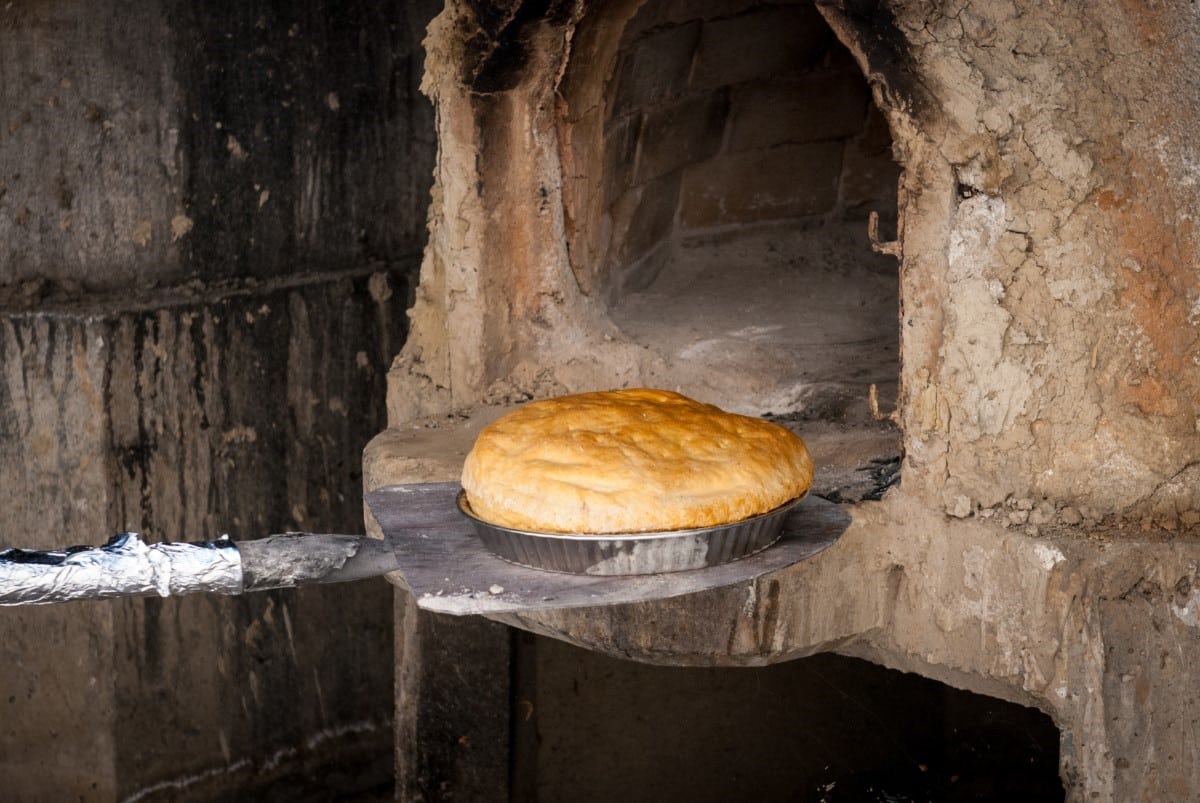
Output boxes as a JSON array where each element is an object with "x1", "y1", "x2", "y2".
[
  {"x1": 0, "y1": 533, "x2": 243, "y2": 605},
  {"x1": 0, "y1": 532, "x2": 396, "y2": 606}
]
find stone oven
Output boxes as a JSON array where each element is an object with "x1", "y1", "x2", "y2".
[
  {"x1": 366, "y1": 1, "x2": 1200, "y2": 801},
  {"x1": 2, "y1": 0, "x2": 1198, "y2": 799}
]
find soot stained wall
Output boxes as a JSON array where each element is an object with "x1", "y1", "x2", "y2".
[
  {"x1": 0, "y1": 0, "x2": 441, "y2": 799},
  {"x1": 0, "y1": 0, "x2": 436, "y2": 291},
  {"x1": 168, "y1": 0, "x2": 436, "y2": 282}
]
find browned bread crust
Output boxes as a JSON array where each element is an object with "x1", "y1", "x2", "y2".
[{"x1": 461, "y1": 388, "x2": 813, "y2": 533}]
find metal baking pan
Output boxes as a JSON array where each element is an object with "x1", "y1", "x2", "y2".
[{"x1": 456, "y1": 490, "x2": 804, "y2": 576}]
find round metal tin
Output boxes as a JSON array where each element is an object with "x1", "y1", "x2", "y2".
[{"x1": 455, "y1": 490, "x2": 804, "y2": 576}]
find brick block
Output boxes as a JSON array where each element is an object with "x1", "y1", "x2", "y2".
[
  {"x1": 608, "y1": 173, "x2": 682, "y2": 267},
  {"x1": 679, "y1": 142, "x2": 843, "y2": 228},
  {"x1": 690, "y1": 5, "x2": 832, "y2": 91},
  {"x1": 612, "y1": 22, "x2": 701, "y2": 115},
  {"x1": 728, "y1": 71, "x2": 870, "y2": 152},
  {"x1": 635, "y1": 91, "x2": 730, "y2": 185}
]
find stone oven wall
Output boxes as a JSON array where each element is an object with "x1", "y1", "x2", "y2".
[
  {"x1": 393, "y1": 0, "x2": 904, "y2": 419},
  {"x1": 860, "y1": 0, "x2": 1200, "y2": 527},
  {"x1": 375, "y1": 4, "x2": 1200, "y2": 798},
  {"x1": 393, "y1": 0, "x2": 1200, "y2": 526}
]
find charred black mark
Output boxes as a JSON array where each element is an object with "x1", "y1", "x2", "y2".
[
  {"x1": 109, "y1": 314, "x2": 160, "y2": 528},
  {"x1": 820, "y1": 0, "x2": 934, "y2": 124},
  {"x1": 863, "y1": 455, "x2": 901, "y2": 500},
  {"x1": 886, "y1": 562, "x2": 906, "y2": 618},
  {"x1": 1117, "y1": 576, "x2": 1163, "y2": 604},
  {"x1": 463, "y1": 0, "x2": 523, "y2": 39},
  {"x1": 463, "y1": 0, "x2": 575, "y2": 93},
  {"x1": 52, "y1": 172, "x2": 74, "y2": 210},
  {"x1": 42, "y1": 318, "x2": 58, "y2": 383},
  {"x1": 0, "y1": 329, "x2": 16, "y2": 444}
]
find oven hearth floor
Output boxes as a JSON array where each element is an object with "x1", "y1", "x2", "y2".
[{"x1": 608, "y1": 221, "x2": 899, "y2": 421}]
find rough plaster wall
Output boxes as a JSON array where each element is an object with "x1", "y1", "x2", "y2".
[
  {"x1": 0, "y1": 0, "x2": 435, "y2": 291},
  {"x1": 102, "y1": 276, "x2": 402, "y2": 801},
  {"x1": 838, "y1": 0, "x2": 1200, "y2": 523},
  {"x1": 391, "y1": 0, "x2": 651, "y2": 423},
  {"x1": 165, "y1": 0, "x2": 437, "y2": 283},
  {"x1": 554, "y1": 0, "x2": 644, "y2": 300}
]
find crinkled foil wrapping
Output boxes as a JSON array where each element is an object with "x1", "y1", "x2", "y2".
[{"x1": 0, "y1": 533, "x2": 243, "y2": 605}]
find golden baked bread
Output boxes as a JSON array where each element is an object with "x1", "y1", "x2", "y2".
[{"x1": 461, "y1": 388, "x2": 813, "y2": 534}]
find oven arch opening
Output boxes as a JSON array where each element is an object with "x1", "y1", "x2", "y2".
[{"x1": 556, "y1": 0, "x2": 905, "y2": 500}]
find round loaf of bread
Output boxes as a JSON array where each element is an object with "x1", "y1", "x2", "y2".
[{"x1": 461, "y1": 388, "x2": 813, "y2": 534}]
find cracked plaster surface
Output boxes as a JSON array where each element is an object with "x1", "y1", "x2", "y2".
[{"x1": 875, "y1": 0, "x2": 1200, "y2": 523}]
